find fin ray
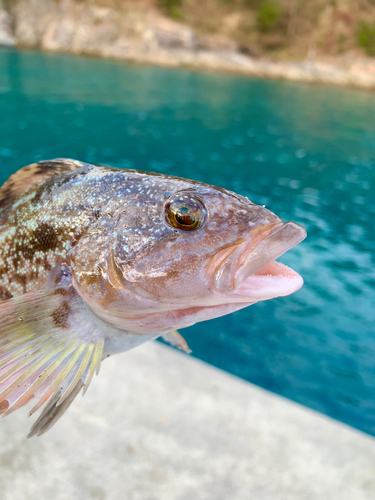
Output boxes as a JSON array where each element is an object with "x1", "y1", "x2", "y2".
[
  {"x1": 57, "y1": 344, "x2": 94, "y2": 406},
  {"x1": 1, "y1": 345, "x2": 78, "y2": 417},
  {"x1": 162, "y1": 330, "x2": 192, "y2": 354},
  {"x1": 82, "y1": 341, "x2": 104, "y2": 396},
  {"x1": 0, "y1": 285, "x2": 106, "y2": 432},
  {"x1": 27, "y1": 381, "x2": 85, "y2": 438}
]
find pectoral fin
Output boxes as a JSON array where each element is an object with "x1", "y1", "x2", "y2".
[
  {"x1": 0, "y1": 285, "x2": 104, "y2": 428},
  {"x1": 27, "y1": 381, "x2": 84, "y2": 438},
  {"x1": 162, "y1": 330, "x2": 191, "y2": 354}
]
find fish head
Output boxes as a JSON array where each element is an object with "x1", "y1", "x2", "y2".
[{"x1": 72, "y1": 171, "x2": 306, "y2": 333}]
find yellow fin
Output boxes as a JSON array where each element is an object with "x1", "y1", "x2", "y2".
[{"x1": 0, "y1": 286, "x2": 105, "y2": 426}]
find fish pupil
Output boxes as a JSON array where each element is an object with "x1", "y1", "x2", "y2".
[
  {"x1": 175, "y1": 207, "x2": 196, "y2": 226},
  {"x1": 164, "y1": 193, "x2": 206, "y2": 232}
]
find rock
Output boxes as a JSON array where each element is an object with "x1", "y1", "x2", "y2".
[
  {"x1": 146, "y1": 15, "x2": 195, "y2": 50},
  {"x1": 12, "y1": 0, "x2": 195, "y2": 54},
  {"x1": 238, "y1": 44, "x2": 259, "y2": 58},
  {"x1": 0, "y1": 0, "x2": 15, "y2": 47},
  {"x1": 4, "y1": 0, "x2": 375, "y2": 91}
]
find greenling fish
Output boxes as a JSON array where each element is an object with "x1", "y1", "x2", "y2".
[{"x1": 0, "y1": 159, "x2": 306, "y2": 437}]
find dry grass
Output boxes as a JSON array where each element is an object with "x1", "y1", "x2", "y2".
[
  {"x1": 163, "y1": 0, "x2": 375, "y2": 59},
  {"x1": 21, "y1": 0, "x2": 375, "y2": 59}
]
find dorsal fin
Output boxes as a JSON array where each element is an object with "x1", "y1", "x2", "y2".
[{"x1": 0, "y1": 159, "x2": 85, "y2": 212}]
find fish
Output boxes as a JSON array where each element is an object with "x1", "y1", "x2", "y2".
[{"x1": 0, "y1": 158, "x2": 306, "y2": 437}]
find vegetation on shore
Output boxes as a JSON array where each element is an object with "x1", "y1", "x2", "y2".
[
  {"x1": 155, "y1": 0, "x2": 375, "y2": 59},
  {"x1": 2, "y1": 0, "x2": 375, "y2": 62}
]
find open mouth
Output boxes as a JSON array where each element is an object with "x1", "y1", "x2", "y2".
[
  {"x1": 231, "y1": 259, "x2": 304, "y2": 302},
  {"x1": 209, "y1": 221, "x2": 307, "y2": 298},
  {"x1": 88, "y1": 221, "x2": 306, "y2": 335},
  {"x1": 161, "y1": 253, "x2": 305, "y2": 331}
]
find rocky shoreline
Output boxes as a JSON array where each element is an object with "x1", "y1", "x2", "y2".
[{"x1": 2, "y1": 0, "x2": 375, "y2": 90}]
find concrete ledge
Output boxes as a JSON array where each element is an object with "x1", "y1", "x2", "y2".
[{"x1": 0, "y1": 342, "x2": 374, "y2": 499}]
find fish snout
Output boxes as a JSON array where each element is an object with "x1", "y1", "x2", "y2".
[{"x1": 208, "y1": 222, "x2": 307, "y2": 294}]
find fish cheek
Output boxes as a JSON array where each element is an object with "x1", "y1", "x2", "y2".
[
  {"x1": 136, "y1": 248, "x2": 212, "y2": 301},
  {"x1": 112, "y1": 224, "x2": 215, "y2": 303},
  {"x1": 69, "y1": 237, "x2": 115, "y2": 307}
]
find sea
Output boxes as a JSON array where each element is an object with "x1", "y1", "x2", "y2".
[{"x1": 1, "y1": 48, "x2": 375, "y2": 435}]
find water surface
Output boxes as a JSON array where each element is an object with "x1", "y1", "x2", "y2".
[{"x1": 1, "y1": 49, "x2": 375, "y2": 435}]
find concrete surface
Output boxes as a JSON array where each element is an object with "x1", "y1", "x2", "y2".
[{"x1": 0, "y1": 341, "x2": 374, "y2": 500}]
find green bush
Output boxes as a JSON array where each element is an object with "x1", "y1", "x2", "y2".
[
  {"x1": 257, "y1": 2, "x2": 283, "y2": 31},
  {"x1": 158, "y1": 0, "x2": 183, "y2": 20},
  {"x1": 357, "y1": 21, "x2": 375, "y2": 56}
]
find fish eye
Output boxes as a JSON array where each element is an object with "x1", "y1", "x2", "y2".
[{"x1": 164, "y1": 193, "x2": 207, "y2": 232}]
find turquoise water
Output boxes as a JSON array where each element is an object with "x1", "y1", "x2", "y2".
[{"x1": 1, "y1": 48, "x2": 375, "y2": 435}]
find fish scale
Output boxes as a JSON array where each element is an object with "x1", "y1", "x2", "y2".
[{"x1": 0, "y1": 159, "x2": 306, "y2": 437}]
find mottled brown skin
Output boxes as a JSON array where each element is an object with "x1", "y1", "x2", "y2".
[
  {"x1": 0, "y1": 159, "x2": 281, "y2": 323},
  {"x1": 51, "y1": 301, "x2": 71, "y2": 329},
  {"x1": 0, "y1": 286, "x2": 12, "y2": 301},
  {"x1": 0, "y1": 160, "x2": 88, "y2": 298}
]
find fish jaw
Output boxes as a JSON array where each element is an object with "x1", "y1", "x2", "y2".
[
  {"x1": 208, "y1": 221, "x2": 307, "y2": 294},
  {"x1": 228, "y1": 260, "x2": 304, "y2": 301},
  {"x1": 81, "y1": 260, "x2": 304, "y2": 335},
  {"x1": 161, "y1": 260, "x2": 304, "y2": 327},
  {"x1": 75, "y1": 221, "x2": 306, "y2": 335},
  {"x1": 157, "y1": 261, "x2": 305, "y2": 331}
]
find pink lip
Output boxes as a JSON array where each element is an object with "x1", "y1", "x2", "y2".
[
  {"x1": 209, "y1": 221, "x2": 307, "y2": 294},
  {"x1": 232, "y1": 260, "x2": 304, "y2": 301}
]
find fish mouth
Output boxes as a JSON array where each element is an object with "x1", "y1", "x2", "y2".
[
  {"x1": 209, "y1": 221, "x2": 307, "y2": 297},
  {"x1": 82, "y1": 221, "x2": 306, "y2": 336}
]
